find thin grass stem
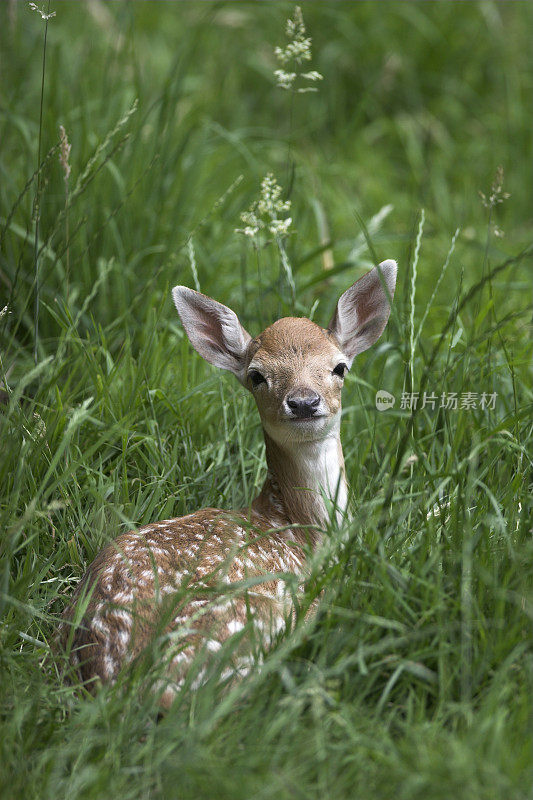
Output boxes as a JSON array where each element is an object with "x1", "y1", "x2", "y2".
[
  {"x1": 415, "y1": 227, "x2": 460, "y2": 346},
  {"x1": 32, "y1": 0, "x2": 52, "y2": 365},
  {"x1": 408, "y1": 208, "x2": 424, "y2": 391}
]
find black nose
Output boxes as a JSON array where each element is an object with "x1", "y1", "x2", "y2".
[{"x1": 286, "y1": 390, "x2": 321, "y2": 418}]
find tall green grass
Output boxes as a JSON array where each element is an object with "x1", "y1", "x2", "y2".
[{"x1": 1, "y1": 2, "x2": 532, "y2": 798}]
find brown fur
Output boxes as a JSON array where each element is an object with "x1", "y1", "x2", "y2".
[{"x1": 59, "y1": 507, "x2": 313, "y2": 705}]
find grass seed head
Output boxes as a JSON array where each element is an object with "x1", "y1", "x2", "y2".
[
  {"x1": 479, "y1": 165, "x2": 510, "y2": 209},
  {"x1": 274, "y1": 6, "x2": 323, "y2": 93},
  {"x1": 58, "y1": 124, "x2": 71, "y2": 182},
  {"x1": 28, "y1": 2, "x2": 56, "y2": 20},
  {"x1": 236, "y1": 173, "x2": 292, "y2": 240}
]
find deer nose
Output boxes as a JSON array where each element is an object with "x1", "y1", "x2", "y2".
[{"x1": 286, "y1": 390, "x2": 321, "y2": 418}]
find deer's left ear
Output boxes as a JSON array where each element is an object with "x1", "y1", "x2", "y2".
[{"x1": 328, "y1": 259, "x2": 397, "y2": 367}]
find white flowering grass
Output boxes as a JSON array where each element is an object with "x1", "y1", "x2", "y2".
[
  {"x1": 236, "y1": 173, "x2": 295, "y2": 303},
  {"x1": 479, "y1": 165, "x2": 511, "y2": 241},
  {"x1": 28, "y1": 2, "x2": 55, "y2": 21},
  {"x1": 274, "y1": 6, "x2": 323, "y2": 93},
  {"x1": 479, "y1": 165, "x2": 511, "y2": 210},
  {"x1": 236, "y1": 173, "x2": 292, "y2": 240}
]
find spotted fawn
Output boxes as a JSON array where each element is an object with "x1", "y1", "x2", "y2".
[{"x1": 60, "y1": 260, "x2": 397, "y2": 706}]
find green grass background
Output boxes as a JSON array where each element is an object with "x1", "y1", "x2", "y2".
[{"x1": 1, "y1": 1, "x2": 532, "y2": 797}]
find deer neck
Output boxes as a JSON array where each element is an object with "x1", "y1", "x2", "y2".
[{"x1": 252, "y1": 421, "x2": 349, "y2": 533}]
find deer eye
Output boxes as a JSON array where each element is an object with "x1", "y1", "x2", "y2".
[
  {"x1": 248, "y1": 369, "x2": 266, "y2": 388},
  {"x1": 332, "y1": 363, "x2": 348, "y2": 379}
]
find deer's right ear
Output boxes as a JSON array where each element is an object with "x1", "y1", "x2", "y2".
[{"x1": 172, "y1": 286, "x2": 252, "y2": 383}]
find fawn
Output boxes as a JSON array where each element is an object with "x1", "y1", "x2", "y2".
[{"x1": 60, "y1": 260, "x2": 397, "y2": 706}]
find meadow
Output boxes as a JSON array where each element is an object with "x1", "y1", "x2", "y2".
[{"x1": 0, "y1": 2, "x2": 532, "y2": 797}]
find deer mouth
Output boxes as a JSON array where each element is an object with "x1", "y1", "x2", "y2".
[{"x1": 289, "y1": 414, "x2": 325, "y2": 422}]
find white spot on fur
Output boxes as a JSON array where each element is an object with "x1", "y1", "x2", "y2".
[
  {"x1": 171, "y1": 651, "x2": 190, "y2": 666},
  {"x1": 189, "y1": 599, "x2": 207, "y2": 609},
  {"x1": 114, "y1": 590, "x2": 133, "y2": 604},
  {"x1": 103, "y1": 653, "x2": 117, "y2": 679},
  {"x1": 91, "y1": 615, "x2": 110, "y2": 636},
  {"x1": 227, "y1": 619, "x2": 244, "y2": 635},
  {"x1": 234, "y1": 655, "x2": 253, "y2": 675},
  {"x1": 211, "y1": 601, "x2": 232, "y2": 614},
  {"x1": 108, "y1": 608, "x2": 132, "y2": 627},
  {"x1": 190, "y1": 667, "x2": 207, "y2": 690},
  {"x1": 160, "y1": 584, "x2": 177, "y2": 596},
  {"x1": 272, "y1": 615, "x2": 285, "y2": 633}
]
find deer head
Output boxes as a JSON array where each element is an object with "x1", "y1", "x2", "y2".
[{"x1": 172, "y1": 260, "x2": 396, "y2": 450}]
